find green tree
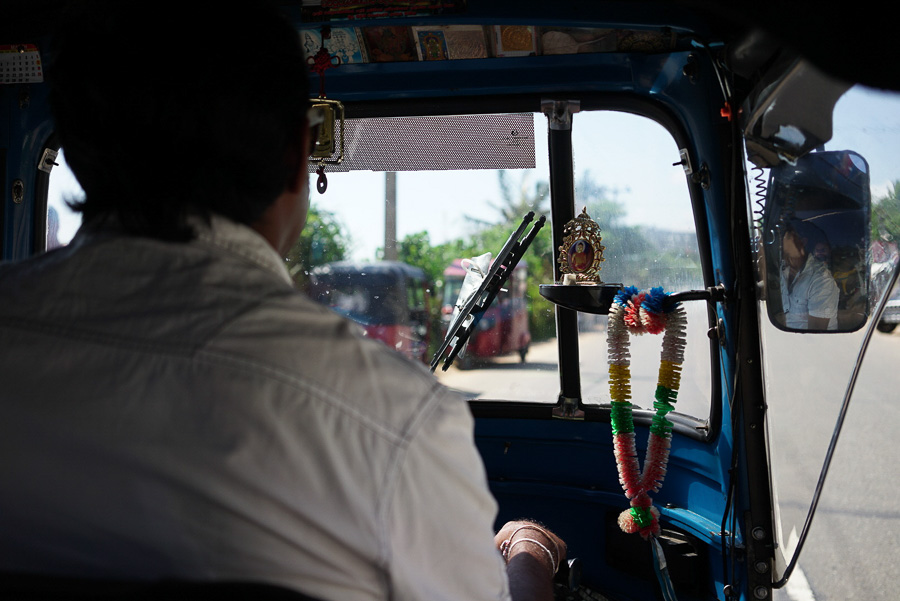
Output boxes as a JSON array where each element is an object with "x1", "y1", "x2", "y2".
[
  {"x1": 574, "y1": 170, "x2": 699, "y2": 290},
  {"x1": 465, "y1": 171, "x2": 557, "y2": 341},
  {"x1": 494, "y1": 170, "x2": 550, "y2": 221},
  {"x1": 872, "y1": 180, "x2": 900, "y2": 243},
  {"x1": 397, "y1": 231, "x2": 460, "y2": 286},
  {"x1": 285, "y1": 204, "x2": 350, "y2": 291},
  {"x1": 395, "y1": 232, "x2": 471, "y2": 356}
]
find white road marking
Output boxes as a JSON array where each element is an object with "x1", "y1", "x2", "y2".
[{"x1": 783, "y1": 565, "x2": 816, "y2": 601}]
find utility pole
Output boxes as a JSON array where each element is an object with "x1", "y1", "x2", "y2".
[{"x1": 384, "y1": 171, "x2": 398, "y2": 260}]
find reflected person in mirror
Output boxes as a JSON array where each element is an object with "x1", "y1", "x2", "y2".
[{"x1": 780, "y1": 221, "x2": 839, "y2": 330}]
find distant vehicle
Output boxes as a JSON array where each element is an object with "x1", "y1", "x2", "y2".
[
  {"x1": 309, "y1": 261, "x2": 432, "y2": 362},
  {"x1": 877, "y1": 284, "x2": 900, "y2": 333},
  {"x1": 441, "y1": 259, "x2": 530, "y2": 368}
]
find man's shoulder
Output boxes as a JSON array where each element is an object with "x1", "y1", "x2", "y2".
[
  {"x1": 806, "y1": 259, "x2": 839, "y2": 288},
  {"x1": 206, "y1": 292, "x2": 458, "y2": 434}
]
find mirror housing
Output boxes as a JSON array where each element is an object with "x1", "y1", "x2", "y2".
[
  {"x1": 761, "y1": 150, "x2": 871, "y2": 332},
  {"x1": 742, "y1": 58, "x2": 851, "y2": 168}
]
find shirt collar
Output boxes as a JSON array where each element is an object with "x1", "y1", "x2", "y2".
[
  {"x1": 192, "y1": 214, "x2": 293, "y2": 285},
  {"x1": 71, "y1": 213, "x2": 294, "y2": 286}
]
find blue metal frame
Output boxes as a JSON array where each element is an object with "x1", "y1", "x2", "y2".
[{"x1": 1, "y1": 81, "x2": 54, "y2": 260}]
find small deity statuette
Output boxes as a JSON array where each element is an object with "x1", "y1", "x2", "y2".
[{"x1": 558, "y1": 207, "x2": 605, "y2": 283}]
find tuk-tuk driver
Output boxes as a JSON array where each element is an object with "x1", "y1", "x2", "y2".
[
  {"x1": 780, "y1": 222, "x2": 839, "y2": 330},
  {"x1": 0, "y1": 2, "x2": 564, "y2": 600}
]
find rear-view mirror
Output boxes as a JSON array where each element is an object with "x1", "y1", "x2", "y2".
[{"x1": 762, "y1": 150, "x2": 871, "y2": 332}]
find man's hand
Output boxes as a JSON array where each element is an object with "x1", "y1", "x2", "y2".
[{"x1": 495, "y1": 520, "x2": 567, "y2": 601}]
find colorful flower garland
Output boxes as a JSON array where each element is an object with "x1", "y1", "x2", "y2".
[{"x1": 608, "y1": 286, "x2": 687, "y2": 539}]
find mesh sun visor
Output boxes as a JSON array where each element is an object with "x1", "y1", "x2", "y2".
[{"x1": 309, "y1": 113, "x2": 535, "y2": 172}]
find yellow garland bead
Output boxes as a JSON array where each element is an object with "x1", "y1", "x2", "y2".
[
  {"x1": 657, "y1": 360, "x2": 682, "y2": 391},
  {"x1": 609, "y1": 363, "x2": 631, "y2": 379},
  {"x1": 608, "y1": 364, "x2": 632, "y2": 402}
]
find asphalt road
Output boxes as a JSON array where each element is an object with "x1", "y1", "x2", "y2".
[
  {"x1": 436, "y1": 320, "x2": 900, "y2": 601},
  {"x1": 768, "y1": 328, "x2": 900, "y2": 601}
]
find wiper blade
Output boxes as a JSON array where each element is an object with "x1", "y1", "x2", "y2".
[{"x1": 430, "y1": 211, "x2": 546, "y2": 372}]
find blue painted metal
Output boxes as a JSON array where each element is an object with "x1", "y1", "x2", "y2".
[{"x1": 1, "y1": 52, "x2": 54, "y2": 260}]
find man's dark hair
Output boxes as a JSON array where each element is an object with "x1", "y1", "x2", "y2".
[{"x1": 48, "y1": 1, "x2": 310, "y2": 241}]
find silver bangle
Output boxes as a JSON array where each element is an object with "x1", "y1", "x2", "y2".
[
  {"x1": 504, "y1": 536, "x2": 559, "y2": 575},
  {"x1": 506, "y1": 524, "x2": 561, "y2": 569}
]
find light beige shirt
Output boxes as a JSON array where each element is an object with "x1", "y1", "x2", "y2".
[
  {"x1": 780, "y1": 253, "x2": 839, "y2": 330},
  {"x1": 0, "y1": 215, "x2": 510, "y2": 601}
]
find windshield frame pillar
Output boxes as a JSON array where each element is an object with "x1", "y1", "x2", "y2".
[{"x1": 542, "y1": 100, "x2": 584, "y2": 414}]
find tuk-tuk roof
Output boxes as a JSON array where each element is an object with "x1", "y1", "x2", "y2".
[{"x1": 5, "y1": 1, "x2": 898, "y2": 92}]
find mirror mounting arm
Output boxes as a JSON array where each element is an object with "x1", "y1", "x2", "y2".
[{"x1": 663, "y1": 283, "x2": 729, "y2": 309}]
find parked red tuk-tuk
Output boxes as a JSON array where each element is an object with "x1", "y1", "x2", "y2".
[
  {"x1": 309, "y1": 261, "x2": 432, "y2": 363},
  {"x1": 441, "y1": 258, "x2": 530, "y2": 367}
]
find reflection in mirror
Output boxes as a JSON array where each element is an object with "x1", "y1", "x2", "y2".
[{"x1": 762, "y1": 150, "x2": 870, "y2": 332}]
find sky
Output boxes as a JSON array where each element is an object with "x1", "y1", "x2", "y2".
[{"x1": 48, "y1": 84, "x2": 900, "y2": 258}]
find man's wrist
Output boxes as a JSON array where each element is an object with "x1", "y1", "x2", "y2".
[{"x1": 499, "y1": 524, "x2": 561, "y2": 576}]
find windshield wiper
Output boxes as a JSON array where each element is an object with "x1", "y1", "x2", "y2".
[{"x1": 430, "y1": 211, "x2": 546, "y2": 372}]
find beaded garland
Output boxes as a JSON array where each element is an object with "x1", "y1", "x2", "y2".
[{"x1": 607, "y1": 286, "x2": 687, "y2": 539}]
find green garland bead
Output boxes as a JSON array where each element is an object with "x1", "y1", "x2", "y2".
[
  {"x1": 630, "y1": 506, "x2": 654, "y2": 529},
  {"x1": 650, "y1": 414, "x2": 673, "y2": 437},
  {"x1": 610, "y1": 401, "x2": 635, "y2": 435},
  {"x1": 655, "y1": 385, "x2": 678, "y2": 405}
]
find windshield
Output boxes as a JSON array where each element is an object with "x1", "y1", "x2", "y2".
[
  {"x1": 301, "y1": 109, "x2": 709, "y2": 415},
  {"x1": 571, "y1": 111, "x2": 708, "y2": 418},
  {"x1": 48, "y1": 110, "x2": 710, "y2": 416}
]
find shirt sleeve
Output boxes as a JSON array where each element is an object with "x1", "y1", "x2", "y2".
[{"x1": 382, "y1": 388, "x2": 511, "y2": 601}]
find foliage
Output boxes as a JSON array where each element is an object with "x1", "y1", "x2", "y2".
[
  {"x1": 391, "y1": 170, "x2": 703, "y2": 345},
  {"x1": 393, "y1": 232, "x2": 468, "y2": 358},
  {"x1": 465, "y1": 170, "x2": 556, "y2": 341},
  {"x1": 575, "y1": 171, "x2": 628, "y2": 227},
  {"x1": 577, "y1": 170, "x2": 700, "y2": 291},
  {"x1": 872, "y1": 180, "x2": 900, "y2": 243},
  {"x1": 285, "y1": 204, "x2": 350, "y2": 291},
  {"x1": 396, "y1": 231, "x2": 465, "y2": 287}
]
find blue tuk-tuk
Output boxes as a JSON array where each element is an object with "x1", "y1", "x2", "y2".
[
  {"x1": 3, "y1": 2, "x2": 900, "y2": 600},
  {"x1": 309, "y1": 260, "x2": 432, "y2": 363}
]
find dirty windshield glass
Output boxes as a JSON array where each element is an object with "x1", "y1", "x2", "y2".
[
  {"x1": 296, "y1": 110, "x2": 710, "y2": 416},
  {"x1": 48, "y1": 111, "x2": 710, "y2": 417},
  {"x1": 570, "y1": 112, "x2": 709, "y2": 418}
]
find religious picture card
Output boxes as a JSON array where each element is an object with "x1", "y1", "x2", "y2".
[
  {"x1": 362, "y1": 26, "x2": 417, "y2": 63},
  {"x1": 325, "y1": 27, "x2": 369, "y2": 64},
  {"x1": 413, "y1": 25, "x2": 488, "y2": 60},
  {"x1": 413, "y1": 28, "x2": 450, "y2": 60},
  {"x1": 492, "y1": 25, "x2": 537, "y2": 57},
  {"x1": 300, "y1": 28, "x2": 368, "y2": 64}
]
